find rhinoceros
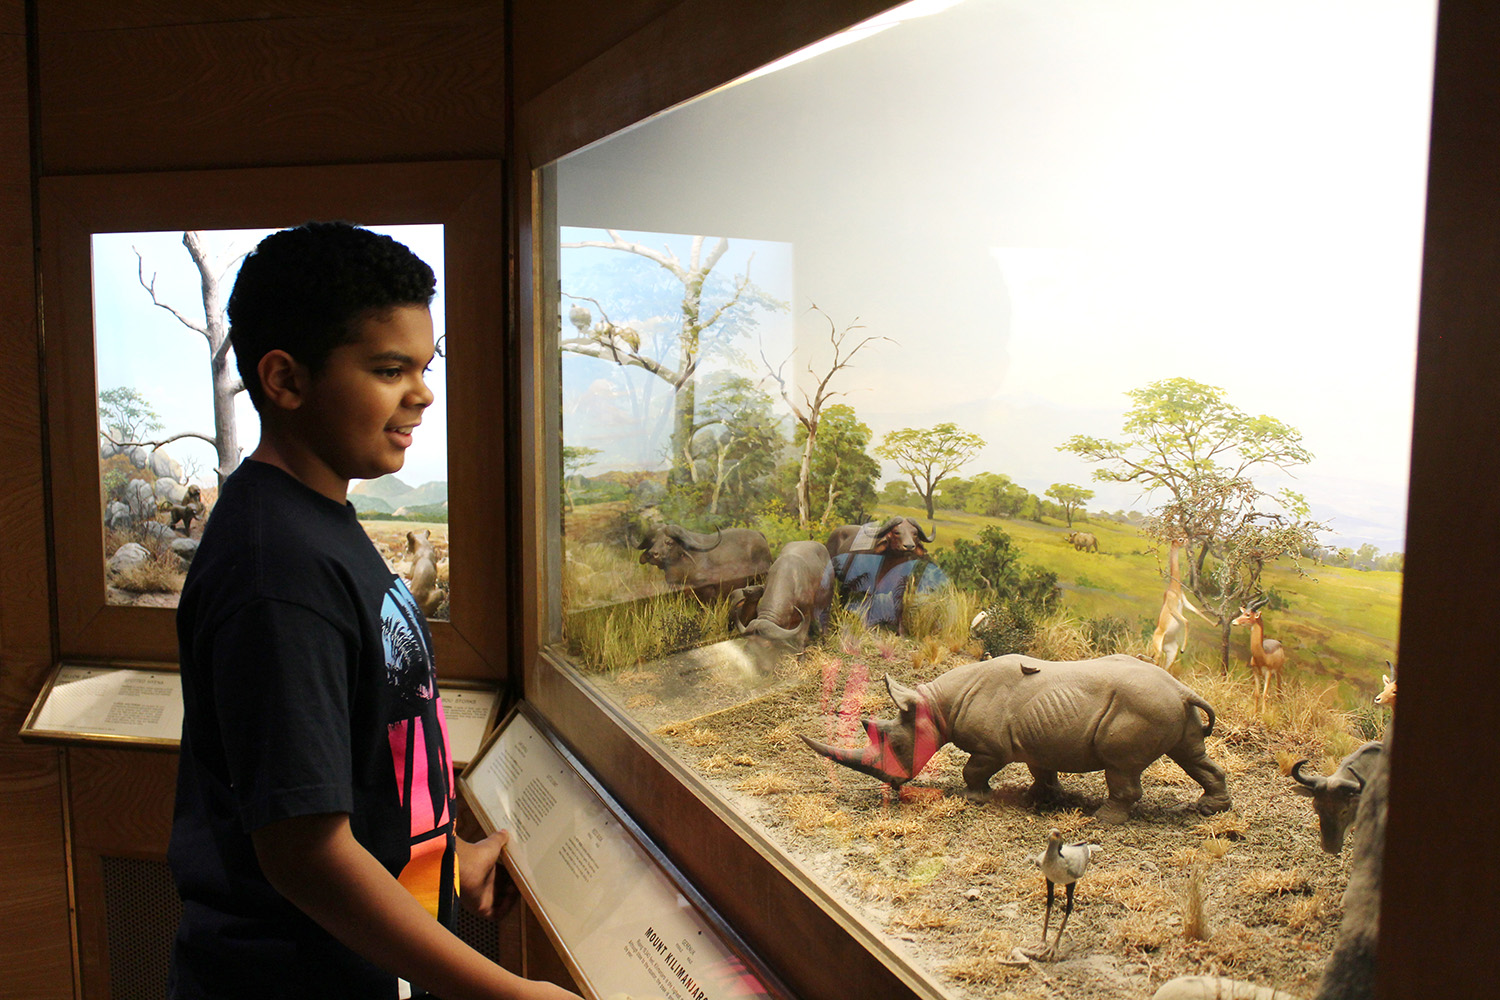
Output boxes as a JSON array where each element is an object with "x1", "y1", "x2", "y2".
[
  {"x1": 802, "y1": 653, "x2": 1232, "y2": 824},
  {"x1": 728, "y1": 540, "x2": 834, "y2": 648}
]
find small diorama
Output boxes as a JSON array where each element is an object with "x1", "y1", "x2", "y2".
[
  {"x1": 92, "y1": 225, "x2": 452, "y2": 618},
  {"x1": 550, "y1": 0, "x2": 1433, "y2": 997}
]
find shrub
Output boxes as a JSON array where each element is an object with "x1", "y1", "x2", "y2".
[
  {"x1": 970, "y1": 601, "x2": 1039, "y2": 658},
  {"x1": 934, "y1": 525, "x2": 1060, "y2": 611}
]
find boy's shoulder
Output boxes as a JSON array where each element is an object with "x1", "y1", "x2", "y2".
[{"x1": 190, "y1": 460, "x2": 385, "y2": 602}]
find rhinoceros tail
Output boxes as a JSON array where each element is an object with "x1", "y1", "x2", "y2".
[{"x1": 1188, "y1": 694, "x2": 1216, "y2": 737}]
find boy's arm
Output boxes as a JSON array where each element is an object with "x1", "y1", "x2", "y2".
[{"x1": 253, "y1": 812, "x2": 581, "y2": 1000}]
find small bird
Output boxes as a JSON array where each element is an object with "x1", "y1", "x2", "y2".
[{"x1": 1029, "y1": 827, "x2": 1101, "y2": 960}]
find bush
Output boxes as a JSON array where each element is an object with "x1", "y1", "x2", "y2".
[
  {"x1": 970, "y1": 602, "x2": 1039, "y2": 658},
  {"x1": 933, "y1": 526, "x2": 1060, "y2": 611},
  {"x1": 1082, "y1": 614, "x2": 1133, "y2": 655}
]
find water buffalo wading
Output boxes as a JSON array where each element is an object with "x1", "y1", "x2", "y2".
[
  {"x1": 728, "y1": 540, "x2": 834, "y2": 648},
  {"x1": 802, "y1": 653, "x2": 1232, "y2": 824},
  {"x1": 637, "y1": 525, "x2": 771, "y2": 601},
  {"x1": 1291, "y1": 740, "x2": 1382, "y2": 854}
]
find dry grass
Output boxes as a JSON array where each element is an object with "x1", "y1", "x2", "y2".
[
  {"x1": 735, "y1": 772, "x2": 796, "y2": 795},
  {"x1": 1238, "y1": 868, "x2": 1313, "y2": 897},
  {"x1": 111, "y1": 555, "x2": 185, "y2": 594},
  {"x1": 1181, "y1": 864, "x2": 1210, "y2": 940}
]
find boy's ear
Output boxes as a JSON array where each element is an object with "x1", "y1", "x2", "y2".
[{"x1": 257, "y1": 350, "x2": 308, "y2": 411}]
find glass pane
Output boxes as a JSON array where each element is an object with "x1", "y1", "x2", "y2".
[
  {"x1": 552, "y1": 0, "x2": 1432, "y2": 994},
  {"x1": 93, "y1": 224, "x2": 451, "y2": 618}
]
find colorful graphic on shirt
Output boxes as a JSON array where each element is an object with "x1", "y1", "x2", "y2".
[{"x1": 382, "y1": 581, "x2": 455, "y2": 919}]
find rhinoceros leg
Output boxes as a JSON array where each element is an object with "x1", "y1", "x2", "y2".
[
  {"x1": 1097, "y1": 768, "x2": 1143, "y2": 824},
  {"x1": 961, "y1": 754, "x2": 1004, "y2": 801},
  {"x1": 1024, "y1": 766, "x2": 1065, "y2": 805},
  {"x1": 1167, "y1": 745, "x2": 1232, "y2": 815}
]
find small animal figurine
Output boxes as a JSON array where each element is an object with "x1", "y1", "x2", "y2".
[{"x1": 1028, "y1": 828, "x2": 1100, "y2": 960}]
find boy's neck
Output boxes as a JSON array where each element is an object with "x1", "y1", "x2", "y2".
[{"x1": 248, "y1": 438, "x2": 350, "y2": 505}]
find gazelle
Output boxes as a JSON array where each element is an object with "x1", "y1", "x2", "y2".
[
  {"x1": 1149, "y1": 539, "x2": 1216, "y2": 667},
  {"x1": 1233, "y1": 597, "x2": 1287, "y2": 712},
  {"x1": 1375, "y1": 660, "x2": 1397, "y2": 708}
]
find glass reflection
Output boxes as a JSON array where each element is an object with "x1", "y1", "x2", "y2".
[
  {"x1": 553, "y1": 0, "x2": 1433, "y2": 995},
  {"x1": 93, "y1": 225, "x2": 451, "y2": 617}
]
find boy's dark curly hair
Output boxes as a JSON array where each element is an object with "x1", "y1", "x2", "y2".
[{"x1": 228, "y1": 221, "x2": 437, "y2": 409}]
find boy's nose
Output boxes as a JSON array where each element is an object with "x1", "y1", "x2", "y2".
[{"x1": 409, "y1": 376, "x2": 435, "y2": 408}]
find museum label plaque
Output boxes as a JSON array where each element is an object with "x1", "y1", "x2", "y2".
[{"x1": 460, "y1": 705, "x2": 788, "y2": 1000}]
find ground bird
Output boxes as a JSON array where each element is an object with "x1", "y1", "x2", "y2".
[{"x1": 1028, "y1": 828, "x2": 1101, "y2": 960}]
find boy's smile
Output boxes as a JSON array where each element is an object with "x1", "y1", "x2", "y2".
[{"x1": 255, "y1": 304, "x2": 436, "y2": 503}]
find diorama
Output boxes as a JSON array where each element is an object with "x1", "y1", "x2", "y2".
[
  {"x1": 91, "y1": 224, "x2": 453, "y2": 618},
  {"x1": 549, "y1": 0, "x2": 1434, "y2": 997}
]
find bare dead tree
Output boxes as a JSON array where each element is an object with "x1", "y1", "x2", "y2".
[
  {"x1": 134, "y1": 231, "x2": 248, "y2": 486},
  {"x1": 761, "y1": 305, "x2": 892, "y2": 528},
  {"x1": 560, "y1": 230, "x2": 762, "y2": 483}
]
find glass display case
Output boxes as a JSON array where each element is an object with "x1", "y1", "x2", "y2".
[{"x1": 528, "y1": 1, "x2": 1435, "y2": 996}]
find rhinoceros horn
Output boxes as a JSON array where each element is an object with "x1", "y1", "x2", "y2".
[
  {"x1": 666, "y1": 525, "x2": 723, "y2": 551},
  {"x1": 799, "y1": 727, "x2": 913, "y2": 787}
]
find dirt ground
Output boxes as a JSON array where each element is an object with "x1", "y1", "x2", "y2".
[{"x1": 585, "y1": 638, "x2": 1364, "y2": 1000}]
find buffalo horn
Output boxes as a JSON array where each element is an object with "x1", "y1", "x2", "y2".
[
  {"x1": 745, "y1": 609, "x2": 804, "y2": 643},
  {"x1": 1290, "y1": 759, "x2": 1325, "y2": 789},
  {"x1": 667, "y1": 524, "x2": 724, "y2": 551},
  {"x1": 917, "y1": 522, "x2": 936, "y2": 543},
  {"x1": 876, "y1": 515, "x2": 902, "y2": 537}
]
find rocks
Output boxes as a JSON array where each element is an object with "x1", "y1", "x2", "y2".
[
  {"x1": 1152, "y1": 976, "x2": 1303, "y2": 1000},
  {"x1": 169, "y1": 537, "x2": 198, "y2": 567},
  {"x1": 107, "y1": 542, "x2": 151, "y2": 575}
]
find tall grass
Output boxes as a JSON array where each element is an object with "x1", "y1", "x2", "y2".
[{"x1": 565, "y1": 590, "x2": 732, "y2": 673}]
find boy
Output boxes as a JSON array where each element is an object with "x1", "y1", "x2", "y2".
[{"x1": 168, "y1": 222, "x2": 580, "y2": 1000}]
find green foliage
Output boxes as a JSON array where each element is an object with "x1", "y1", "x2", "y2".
[
  {"x1": 931, "y1": 525, "x2": 1060, "y2": 611},
  {"x1": 970, "y1": 602, "x2": 1039, "y2": 657},
  {"x1": 778, "y1": 403, "x2": 879, "y2": 529},
  {"x1": 746, "y1": 510, "x2": 814, "y2": 553},
  {"x1": 1081, "y1": 614, "x2": 1133, "y2": 655},
  {"x1": 876, "y1": 421, "x2": 986, "y2": 519},
  {"x1": 99, "y1": 385, "x2": 162, "y2": 443}
]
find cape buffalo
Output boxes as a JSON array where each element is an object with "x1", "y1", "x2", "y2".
[
  {"x1": 826, "y1": 517, "x2": 944, "y2": 630},
  {"x1": 637, "y1": 525, "x2": 771, "y2": 601},
  {"x1": 728, "y1": 540, "x2": 834, "y2": 649}
]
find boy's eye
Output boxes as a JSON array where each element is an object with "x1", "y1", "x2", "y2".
[{"x1": 375, "y1": 367, "x2": 403, "y2": 379}]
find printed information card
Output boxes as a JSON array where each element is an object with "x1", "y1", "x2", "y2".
[
  {"x1": 461, "y1": 710, "x2": 781, "y2": 1000},
  {"x1": 23, "y1": 662, "x2": 497, "y2": 763}
]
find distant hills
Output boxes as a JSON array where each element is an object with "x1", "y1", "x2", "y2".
[{"x1": 349, "y1": 475, "x2": 448, "y2": 515}]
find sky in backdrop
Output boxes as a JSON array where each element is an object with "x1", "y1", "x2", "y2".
[
  {"x1": 92, "y1": 224, "x2": 449, "y2": 489},
  {"x1": 556, "y1": 0, "x2": 1437, "y2": 554}
]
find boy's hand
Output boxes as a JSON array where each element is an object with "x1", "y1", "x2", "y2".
[{"x1": 456, "y1": 830, "x2": 520, "y2": 921}]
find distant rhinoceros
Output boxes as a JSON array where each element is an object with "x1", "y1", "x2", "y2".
[{"x1": 802, "y1": 653, "x2": 1231, "y2": 824}]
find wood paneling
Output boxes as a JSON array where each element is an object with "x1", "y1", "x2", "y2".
[
  {"x1": 40, "y1": 0, "x2": 497, "y2": 35},
  {"x1": 0, "y1": 749, "x2": 76, "y2": 1000},
  {"x1": 37, "y1": 7, "x2": 504, "y2": 175},
  {"x1": 516, "y1": 0, "x2": 896, "y2": 169},
  {"x1": 1380, "y1": 1, "x2": 1500, "y2": 996},
  {"x1": 510, "y1": 0, "x2": 679, "y2": 106},
  {"x1": 40, "y1": 162, "x2": 508, "y2": 676}
]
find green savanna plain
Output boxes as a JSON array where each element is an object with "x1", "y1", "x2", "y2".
[{"x1": 876, "y1": 503, "x2": 1400, "y2": 703}]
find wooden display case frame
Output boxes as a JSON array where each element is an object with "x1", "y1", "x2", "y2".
[{"x1": 40, "y1": 160, "x2": 509, "y2": 680}]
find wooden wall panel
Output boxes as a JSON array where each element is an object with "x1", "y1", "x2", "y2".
[
  {"x1": 510, "y1": 0, "x2": 680, "y2": 106},
  {"x1": 0, "y1": 749, "x2": 75, "y2": 1000},
  {"x1": 36, "y1": 5, "x2": 505, "y2": 175},
  {"x1": 1380, "y1": 1, "x2": 1500, "y2": 995},
  {"x1": 41, "y1": 0, "x2": 496, "y2": 34}
]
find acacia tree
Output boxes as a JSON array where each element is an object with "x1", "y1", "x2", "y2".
[
  {"x1": 560, "y1": 231, "x2": 785, "y2": 484},
  {"x1": 126, "y1": 231, "x2": 248, "y2": 486},
  {"x1": 561, "y1": 445, "x2": 602, "y2": 512},
  {"x1": 1061, "y1": 377, "x2": 1322, "y2": 669},
  {"x1": 876, "y1": 422, "x2": 986, "y2": 521},
  {"x1": 762, "y1": 306, "x2": 890, "y2": 528},
  {"x1": 1045, "y1": 483, "x2": 1094, "y2": 527}
]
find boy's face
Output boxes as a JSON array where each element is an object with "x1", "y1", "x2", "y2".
[{"x1": 292, "y1": 304, "x2": 436, "y2": 498}]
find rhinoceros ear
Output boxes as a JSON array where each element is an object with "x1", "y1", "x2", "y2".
[{"x1": 885, "y1": 675, "x2": 922, "y2": 714}]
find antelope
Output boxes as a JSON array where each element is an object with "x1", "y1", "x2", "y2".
[
  {"x1": 1149, "y1": 539, "x2": 1215, "y2": 667},
  {"x1": 1375, "y1": 660, "x2": 1396, "y2": 708},
  {"x1": 1232, "y1": 597, "x2": 1286, "y2": 711}
]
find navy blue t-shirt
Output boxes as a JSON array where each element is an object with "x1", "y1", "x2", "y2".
[{"x1": 168, "y1": 459, "x2": 456, "y2": 999}]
